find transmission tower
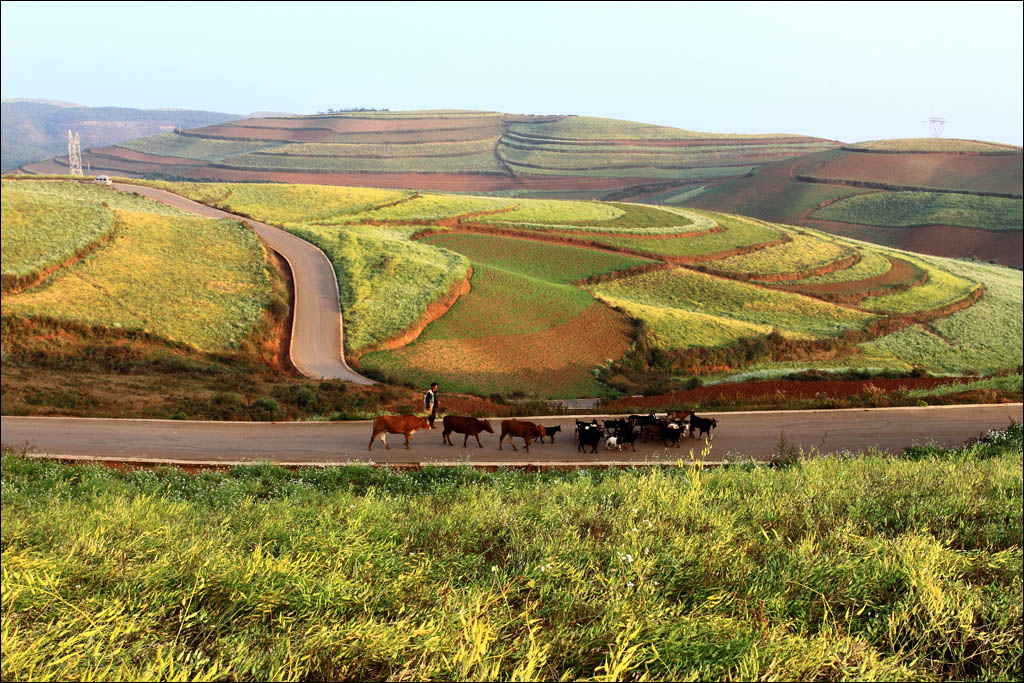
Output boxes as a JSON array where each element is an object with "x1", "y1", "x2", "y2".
[
  {"x1": 923, "y1": 116, "x2": 947, "y2": 138},
  {"x1": 67, "y1": 130, "x2": 83, "y2": 176}
]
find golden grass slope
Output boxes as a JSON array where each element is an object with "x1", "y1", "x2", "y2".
[{"x1": 3, "y1": 200, "x2": 270, "y2": 352}]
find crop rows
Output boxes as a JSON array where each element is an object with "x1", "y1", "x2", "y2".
[
  {"x1": 257, "y1": 137, "x2": 499, "y2": 158},
  {"x1": 708, "y1": 228, "x2": 858, "y2": 278}
]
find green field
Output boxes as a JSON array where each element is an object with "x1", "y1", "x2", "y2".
[
  {"x1": 813, "y1": 191, "x2": 1023, "y2": 231},
  {"x1": 4, "y1": 425, "x2": 1021, "y2": 680}
]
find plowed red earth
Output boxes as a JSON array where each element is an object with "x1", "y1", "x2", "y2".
[
  {"x1": 601, "y1": 377, "x2": 970, "y2": 411},
  {"x1": 806, "y1": 151, "x2": 1022, "y2": 195},
  {"x1": 90, "y1": 147, "x2": 208, "y2": 165}
]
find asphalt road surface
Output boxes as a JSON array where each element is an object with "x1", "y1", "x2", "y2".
[
  {"x1": 112, "y1": 183, "x2": 374, "y2": 384},
  {"x1": 4, "y1": 404, "x2": 1020, "y2": 467}
]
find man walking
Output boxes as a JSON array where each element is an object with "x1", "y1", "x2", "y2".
[{"x1": 424, "y1": 382, "x2": 439, "y2": 428}]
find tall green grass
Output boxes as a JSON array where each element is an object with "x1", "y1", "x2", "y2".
[{"x1": 3, "y1": 424, "x2": 1021, "y2": 680}]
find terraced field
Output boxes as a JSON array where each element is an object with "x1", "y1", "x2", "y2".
[
  {"x1": 16, "y1": 111, "x2": 836, "y2": 201},
  {"x1": 137, "y1": 181, "x2": 1021, "y2": 397}
]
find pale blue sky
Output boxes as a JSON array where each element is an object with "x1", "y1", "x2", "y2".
[{"x1": 3, "y1": 1, "x2": 1022, "y2": 144}]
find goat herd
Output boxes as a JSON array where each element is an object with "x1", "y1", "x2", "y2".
[{"x1": 368, "y1": 411, "x2": 718, "y2": 453}]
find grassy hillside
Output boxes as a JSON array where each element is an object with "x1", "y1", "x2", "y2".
[
  {"x1": 140, "y1": 181, "x2": 1022, "y2": 398},
  {"x1": 684, "y1": 144, "x2": 1023, "y2": 267},
  {"x1": 15, "y1": 111, "x2": 836, "y2": 201},
  {"x1": 1, "y1": 180, "x2": 271, "y2": 352},
  {"x1": 3, "y1": 424, "x2": 1021, "y2": 680}
]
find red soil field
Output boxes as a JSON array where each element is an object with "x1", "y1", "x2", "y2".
[
  {"x1": 601, "y1": 376, "x2": 973, "y2": 411},
  {"x1": 803, "y1": 151, "x2": 1022, "y2": 195}
]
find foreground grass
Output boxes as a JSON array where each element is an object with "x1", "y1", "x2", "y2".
[{"x1": 3, "y1": 425, "x2": 1021, "y2": 681}]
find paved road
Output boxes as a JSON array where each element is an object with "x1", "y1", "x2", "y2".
[
  {"x1": 112, "y1": 183, "x2": 374, "y2": 384},
  {"x1": 4, "y1": 404, "x2": 1019, "y2": 467}
]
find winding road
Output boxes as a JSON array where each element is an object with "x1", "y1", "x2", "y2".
[
  {"x1": 4, "y1": 184, "x2": 1019, "y2": 468},
  {"x1": 112, "y1": 183, "x2": 374, "y2": 384},
  {"x1": 3, "y1": 405, "x2": 1020, "y2": 467}
]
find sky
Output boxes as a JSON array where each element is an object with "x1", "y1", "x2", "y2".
[{"x1": 2, "y1": 1, "x2": 1022, "y2": 144}]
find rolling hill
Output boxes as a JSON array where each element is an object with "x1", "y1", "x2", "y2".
[
  {"x1": 14, "y1": 109, "x2": 839, "y2": 201},
  {"x1": 682, "y1": 139, "x2": 1023, "y2": 267}
]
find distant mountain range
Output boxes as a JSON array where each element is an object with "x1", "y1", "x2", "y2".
[{"x1": 1, "y1": 100, "x2": 245, "y2": 171}]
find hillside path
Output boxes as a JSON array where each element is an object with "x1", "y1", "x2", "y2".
[
  {"x1": 4, "y1": 404, "x2": 1020, "y2": 467},
  {"x1": 112, "y1": 183, "x2": 374, "y2": 384}
]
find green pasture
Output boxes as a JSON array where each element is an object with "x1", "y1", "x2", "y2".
[
  {"x1": 592, "y1": 267, "x2": 876, "y2": 340},
  {"x1": 813, "y1": 191, "x2": 1023, "y2": 231},
  {"x1": 4, "y1": 426, "x2": 1021, "y2": 681},
  {"x1": 3, "y1": 210, "x2": 270, "y2": 352},
  {"x1": 118, "y1": 134, "x2": 285, "y2": 161}
]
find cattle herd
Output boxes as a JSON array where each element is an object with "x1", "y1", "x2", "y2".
[{"x1": 368, "y1": 412, "x2": 717, "y2": 452}]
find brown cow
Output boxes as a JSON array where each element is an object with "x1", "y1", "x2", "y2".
[
  {"x1": 442, "y1": 415, "x2": 494, "y2": 447},
  {"x1": 369, "y1": 414, "x2": 431, "y2": 450},
  {"x1": 499, "y1": 420, "x2": 546, "y2": 452}
]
